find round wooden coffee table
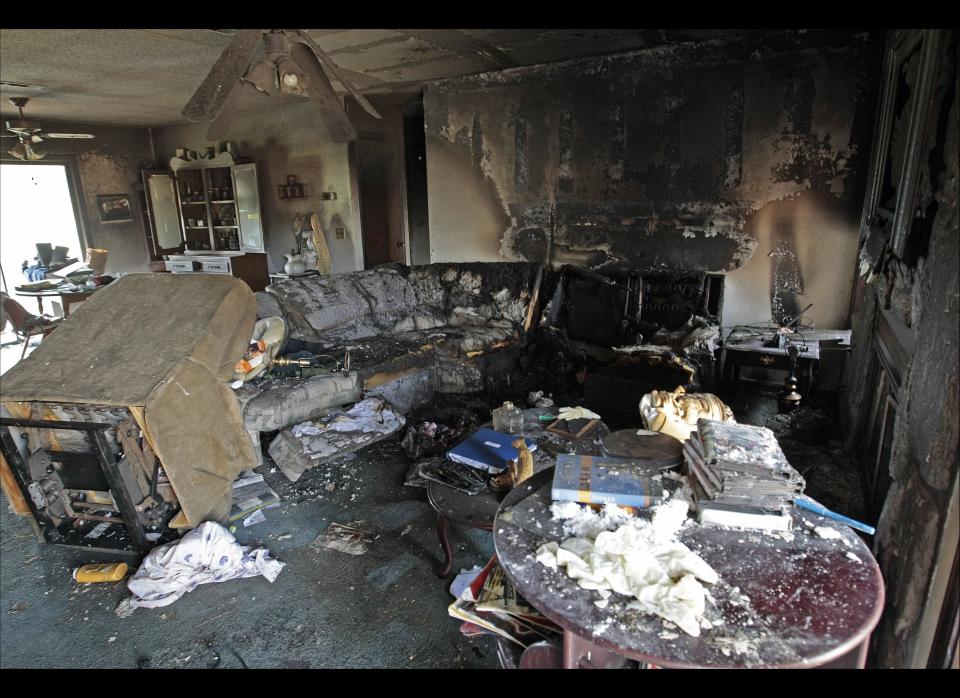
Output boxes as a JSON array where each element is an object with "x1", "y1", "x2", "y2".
[{"x1": 494, "y1": 468, "x2": 885, "y2": 668}]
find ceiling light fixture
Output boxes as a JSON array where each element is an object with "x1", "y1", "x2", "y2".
[{"x1": 8, "y1": 141, "x2": 46, "y2": 161}]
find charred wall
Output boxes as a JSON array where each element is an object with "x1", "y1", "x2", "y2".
[
  {"x1": 842, "y1": 32, "x2": 959, "y2": 668},
  {"x1": 424, "y1": 30, "x2": 882, "y2": 329}
]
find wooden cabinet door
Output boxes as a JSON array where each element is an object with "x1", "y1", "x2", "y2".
[{"x1": 859, "y1": 30, "x2": 944, "y2": 257}]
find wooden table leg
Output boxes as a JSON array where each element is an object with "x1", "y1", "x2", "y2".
[
  {"x1": 562, "y1": 629, "x2": 634, "y2": 669},
  {"x1": 436, "y1": 513, "x2": 453, "y2": 578}
]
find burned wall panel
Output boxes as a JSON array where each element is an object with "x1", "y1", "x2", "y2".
[
  {"x1": 841, "y1": 30, "x2": 958, "y2": 668},
  {"x1": 424, "y1": 30, "x2": 882, "y2": 329}
]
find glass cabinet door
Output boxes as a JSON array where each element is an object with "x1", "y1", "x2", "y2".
[{"x1": 234, "y1": 163, "x2": 264, "y2": 253}]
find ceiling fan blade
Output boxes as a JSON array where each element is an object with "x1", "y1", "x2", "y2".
[
  {"x1": 182, "y1": 29, "x2": 264, "y2": 122},
  {"x1": 287, "y1": 43, "x2": 357, "y2": 143},
  {"x1": 206, "y1": 81, "x2": 266, "y2": 141},
  {"x1": 289, "y1": 30, "x2": 382, "y2": 120},
  {"x1": 42, "y1": 133, "x2": 95, "y2": 139}
]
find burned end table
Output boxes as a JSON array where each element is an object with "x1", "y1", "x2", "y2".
[
  {"x1": 494, "y1": 467, "x2": 884, "y2": 669},
  {"x1": 427, "y1": 410, "x2": 610, "y2": 578},
  {"x1": 721, "y1": 337, "x2": 820, "y2": 397},
  {"x1": 427, "y1": 480, "x2": 503, "y2": 578}
]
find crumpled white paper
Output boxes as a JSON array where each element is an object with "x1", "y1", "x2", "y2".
[
  {"x1": 537, "y1": 499, "x2": 718, "y2": 636},
  {"x1": 115, "y1": 522, "x2": 284, "y2": 616}
]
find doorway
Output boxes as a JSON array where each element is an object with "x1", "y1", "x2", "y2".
[
  {"x1": 0, "y1": 162, "x2": 85, "y2": 304},
  {"x1": 402, "y1": 96, "x2": 430, "y2": 265},
  {"x1": 356, "y1": 137, "x2": 400, "y2": 268}
]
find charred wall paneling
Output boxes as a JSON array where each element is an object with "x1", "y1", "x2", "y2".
[{"x1": 424, "y1": 30, "x2": 883, "y2": 328}]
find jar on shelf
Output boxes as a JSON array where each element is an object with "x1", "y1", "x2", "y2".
[{"x1": 492, "y1": 401, "x2": 523, "y2": 434}]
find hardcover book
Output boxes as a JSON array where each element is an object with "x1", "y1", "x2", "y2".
[
  {"x1": 552, "y1": 454, "x2": 665, "y2": 508},
  {"x1": 698, "y1": 419, "x2": 802, "y2": 483}
]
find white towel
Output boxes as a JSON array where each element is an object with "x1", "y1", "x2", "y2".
[{"x1": 115, "y1": 521, "x2": 284, "y2": 616}]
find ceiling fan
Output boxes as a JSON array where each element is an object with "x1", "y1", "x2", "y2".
[
  {"x1": 2, "y1": 97, "x2": 95, "y2": 160},
  {"x1": 183, "y1": 29, "x2": 382, "y2": 143}
]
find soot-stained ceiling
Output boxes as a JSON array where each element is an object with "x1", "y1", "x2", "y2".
[{"x1": 0, "y1": 29, "x2": 755, "y2": 127}]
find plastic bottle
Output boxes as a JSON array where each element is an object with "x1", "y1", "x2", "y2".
[
  {"x1": 492, "y1": 401, "x2": 523, "y2": 435},
  {"x1": 72, "y1": 562, "x2": 128, "y2": 583}
]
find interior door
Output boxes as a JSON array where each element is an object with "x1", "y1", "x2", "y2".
[{"x1": 357, "y1": 139, "x2": 405, "y2": 267}]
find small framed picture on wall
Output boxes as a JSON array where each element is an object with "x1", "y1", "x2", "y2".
[{"x1": 96, "y1": 193, "x2": 134, "y2": 223}]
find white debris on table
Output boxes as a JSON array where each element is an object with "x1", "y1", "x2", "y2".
[
  {"x1": 813, "y1": 525, "x2": 843, "y2": 540},
  {"x1": 535, "y1": 497, "x2": 719, "y2": 636}
]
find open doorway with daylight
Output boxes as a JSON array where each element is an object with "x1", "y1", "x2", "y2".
[{"x1": 0, "y1": 160, "x2": 86, "y2": 372}]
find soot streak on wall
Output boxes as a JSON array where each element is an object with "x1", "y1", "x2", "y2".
[{"x1": 424, "y1": 31, "x2": 882, "y2": 328}]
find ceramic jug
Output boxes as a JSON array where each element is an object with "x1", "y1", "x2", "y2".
[{"x1": 284, "y1": 253, "x2": 306, "y2": 275}]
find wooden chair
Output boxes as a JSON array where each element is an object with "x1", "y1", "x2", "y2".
[{"x1": 0, "y1": 293, "x2": 61, "y2": 359}]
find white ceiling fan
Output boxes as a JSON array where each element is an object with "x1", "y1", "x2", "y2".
[{"x1": 2, "y1": 97, "x2": 95, "y2": 160}]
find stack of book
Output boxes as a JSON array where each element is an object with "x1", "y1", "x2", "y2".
[
  {"x1": 449, "y1": 558, "x2": 561, "y2": 647},
  {"x1": 685, "y1": 418, "x2": 805, "y2": 531}
]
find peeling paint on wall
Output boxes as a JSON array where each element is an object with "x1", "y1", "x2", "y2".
[{"x1": 424, "y1": 30, "x2": 882, "y2": 328}]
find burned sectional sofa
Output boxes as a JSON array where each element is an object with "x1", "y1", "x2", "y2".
[
  {"x1": 261, "y1": 262, "x2": 538, "y2": 412},
  {"x1": 243, "y1": 262, "x2": 539, "y2": 479}
]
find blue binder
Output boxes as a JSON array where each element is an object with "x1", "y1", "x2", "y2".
[{"x1": 447, "y1": 428, "x2": 537, "y2": 473}]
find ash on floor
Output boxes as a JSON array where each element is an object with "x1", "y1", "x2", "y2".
[{"x1": 0, "y1": 434, "x2": 499, "y2": 668}]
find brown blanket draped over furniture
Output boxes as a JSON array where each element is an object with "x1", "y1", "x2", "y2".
[{"x1": 0, "y1": 273, "x2": 257, "y2": 529}]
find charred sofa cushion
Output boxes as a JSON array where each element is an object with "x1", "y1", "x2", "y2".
[{"x1": 238, "y1": 371, "x2": 363, "y2": 432}]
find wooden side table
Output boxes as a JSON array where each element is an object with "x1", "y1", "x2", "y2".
[
  {"x1": 721, "y1": 340, "x2": 820, "y2": 397},
  {"x1": 426, "y1": 412, "x2": 612, "y2": 579}
]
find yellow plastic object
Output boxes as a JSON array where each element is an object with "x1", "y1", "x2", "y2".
[
  {"x1": 72, "y1": 562, "x2": 128, "y2": 583},
  {"x1": 639, "y1": 386, "x2": 734, "y2": 441}
]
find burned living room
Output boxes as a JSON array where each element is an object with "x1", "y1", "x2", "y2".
[{"x1": 0, "y1": 26, "x2": 957, "y2": 671}]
